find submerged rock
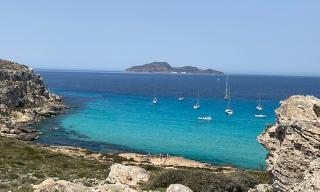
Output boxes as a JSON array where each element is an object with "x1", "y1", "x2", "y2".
[
  {"x1": 258, "y1": 95, "x2": 320, "y2": 192},
  {"x1": 166, "y1": 184, "x2": 193, "y2": 192},
  {"x1": 0, "y1": 59, "x2": 66, "y2": 140},
  {"x1": 107, "y1": 163, "x2": 150, "y2": 187}
]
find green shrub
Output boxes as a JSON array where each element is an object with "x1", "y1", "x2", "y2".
[
  {"x1": 314, "y1": 104, "x2": 320, "y2": 117},
  {"x1": 144, "y1": 169, "x2": 260, "y2": 192}
]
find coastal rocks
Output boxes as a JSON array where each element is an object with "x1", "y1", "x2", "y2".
[
  {"x1": 0, "y1": 59, "x2": 66, "y2": 140},
  {"x1": 248, "y1": 184, "x2": 273, "y2": 192},
  {"x1": 258, "y1": 95, "x2": 320, "y2": 192},
  {"x1": 166, "y1": 184, "x2": 193, "y2": 192},
  {"x1": 107, "y1": 163, "x2": 150, "y2": 186},
  {"x1": 33, "y1": 178, "x2": 90, "y2": 192}
]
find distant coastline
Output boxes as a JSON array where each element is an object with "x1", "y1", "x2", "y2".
[{"x1": 126, "y1": 62, "x2": 224, "y2": 75}]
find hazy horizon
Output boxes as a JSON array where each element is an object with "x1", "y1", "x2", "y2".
[{"x1": 1, "y1": 1, "x2": 319, "y2": 76}]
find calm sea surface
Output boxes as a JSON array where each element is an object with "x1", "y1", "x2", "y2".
[{"x1": 32, "y1": 71, "x2": 320, "y2": 169}]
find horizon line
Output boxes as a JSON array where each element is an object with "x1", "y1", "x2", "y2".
[{"x1": 34, "y1": 68, "x2": 320, "y2": 78}]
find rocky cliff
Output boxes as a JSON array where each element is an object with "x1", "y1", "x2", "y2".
[
  {"x1": 258, "y1": 95, "x2": 320, "y2": 192},
  {"x1": 0, "y1": 59, "x2": 66, "y2": 140}
]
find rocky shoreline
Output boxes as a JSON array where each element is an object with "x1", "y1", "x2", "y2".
[{"x1": 0, "y1": 59, "x2": 66, "y2": 141}]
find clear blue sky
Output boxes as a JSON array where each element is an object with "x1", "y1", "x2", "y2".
[{"x1": 0, "y1": 1, "x2": 319, "y2": 76}]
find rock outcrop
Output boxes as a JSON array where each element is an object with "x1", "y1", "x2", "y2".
[
  {"x1": 33, "y1": 163, "x2": 152, "y2": 192},
  {"x1": 107, "y1": 163, "x2": 150, "y2": 187},
  {"x1": 258, "y1": 95, "x2": 320, "y2": 192},
  {"x1": 0, "y1": 59, "x2": 66, "y2": 140},
  {"x1": 166, "y1": 184, "x2": 193, "y2": 192}
]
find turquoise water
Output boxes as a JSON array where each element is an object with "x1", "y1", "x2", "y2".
[
  {"x1": 34, "y1": 72, "x2": 320, "y2": 169},
  {"x1": 60, "y1": 94, "x2": 276, "y2": 169}
]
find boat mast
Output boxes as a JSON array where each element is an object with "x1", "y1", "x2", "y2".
[
  {"x1": 224, "y1": 74, "x2": 229, "y2": 100},
  {"x1": 197, "y1": 91, "x2": 200, "y2": 105}
]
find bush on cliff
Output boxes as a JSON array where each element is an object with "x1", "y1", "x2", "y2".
[{"x1": 314, "y1": 104, "x2": 320, "y2": 117}]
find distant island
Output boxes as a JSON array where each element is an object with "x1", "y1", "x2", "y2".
[{"x1": 126, "y1": 62, "x2": 224, "y2": 75}]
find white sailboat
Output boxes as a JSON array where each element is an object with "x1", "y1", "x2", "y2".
[
  {"x1": 224, "y1": 74, "x2": 230, "y2": 100},
  {"x1": 193, "y1": 92, "x2": 200, "y2": 109},
  {"x1": 152, "y1": 89, "x2": 158, "y2": 104},
  {"x1": 225, "y1": 86, "x2": 233, "y2": 116},
  {"x1": 256, "y1": 94, "x2": 263, "y2": 111},
  {"x1": 178, "y1": 94, "x2": 184, "y2": 101}
]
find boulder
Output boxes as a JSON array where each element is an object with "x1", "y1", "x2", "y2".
[
  {"x1": 94, "y1": 183, "x2": 138, "y2": 192},
  {"x1": 166, "y1": 184, "x2": 193, "y2": 192},
  {"x1": 248, "y1": 184, "x2": 273, "y2": 192},
  {"x1": 33, "y1": 178, "x2": 90, "y2": 192},
  {"x1": 107, "y1": 163, "x2": 150, "y2": 186},
  {"x1": 258, "y1": 95, "x2": 320, "y2": 192}
]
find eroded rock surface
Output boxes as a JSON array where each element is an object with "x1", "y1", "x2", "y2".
[
  {"x1": 258, "y1": 95, "x2": 320, "y2": 192},
  {"x1": 166, "y1": 184, "x2": 193, "y2": 192},
  {"x1": 0, "y1": 59, "x2": 66, "y2": 140},
  {"x1": 107, "y1": 163, "x2": 150, "y2": 187}
]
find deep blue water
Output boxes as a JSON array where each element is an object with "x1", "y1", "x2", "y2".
[{"x1": 32, "y1": 71, "x2": 320, "y2": 169}]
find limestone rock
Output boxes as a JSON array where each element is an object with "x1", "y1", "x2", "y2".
[
  {"x1": 248, "y1": 184, "x2": 273, "y2": 192},
  {"x1": 94, "y1": 183, "x2": 138, "y2": 192},
  {"x1": 33, "y1": 178, "x2": 90, "y2": 192},
  {"x1": 0, "y1": 59, "x2": 66, "y2": 140},
  {"x1": 166, "y1": 184, "x2": 193, "y2": 192},
  {"x1": 107, "y1": 163, "x2": 150, "y2": 186},
  {"x1": 258, "y1": 95, "x2": 320, "y2": 192}
]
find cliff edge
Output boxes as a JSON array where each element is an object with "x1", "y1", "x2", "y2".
[
  {"x1": 0, "y1": 59, "x2": 66, "y2": 140},
  {"x1": 258, "y1": 95, "x2": 320, "y2": 192}
]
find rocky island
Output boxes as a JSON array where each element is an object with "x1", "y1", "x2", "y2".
[{"x1": 126, "y1": 62, "x2": 224, "y2": 75}]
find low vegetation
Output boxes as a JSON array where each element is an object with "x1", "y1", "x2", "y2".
[
  {"x1": 0, "y1": 137, "x2": 111, "y2": 192},
  {"x1": 0, "y1": 136, "x2": 269, "y2": 192},
  {"x1": 314, "y1": 104, "x2": 320, "y2": 117},
  {"x1": 144, "y1": 168, "x2": 270, "y2": 192}
]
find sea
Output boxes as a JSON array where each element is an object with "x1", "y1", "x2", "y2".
[{"x1": 31, "y1": 71, "x2": 320, "y2": 169}]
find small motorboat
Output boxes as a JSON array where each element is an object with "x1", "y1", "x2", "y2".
[
  {"x1": 255, "y1": 114, "x2": 267, "y2": 118},
  {"x1": 198, "y1": 116, "x2": 212, "y2": 121},
  {"x1": 178, "y1": 96, "x2": 184, "y2": 101}
]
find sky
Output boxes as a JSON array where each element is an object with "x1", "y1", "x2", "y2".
[{"x1": 0, "y1": 1, "x2": 319, "y2": 76}]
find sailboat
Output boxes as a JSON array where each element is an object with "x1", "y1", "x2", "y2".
[
  {"x1": 193, "y1": 92, "x2": 200, "y2": 109},
  {"x1": 256, "y1": 94, "x2": 263, "y2": 111},
  {"x1": 224, "y1": 74, "x2": 230, "y2": 100},
  {"x1": 152, "y1": 89, "x2": 158, "y2": 104},
  {"x1": 178, "y1": 94, "x2": 184, "y2": 101},
  {"x1": 225, "y1": 86, "x2": 233, "y2": 116}
]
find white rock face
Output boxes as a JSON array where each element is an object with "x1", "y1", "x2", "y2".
[
  {"x1": 107, "y1": 163, "x2": 150, "y2": 186},
  {"x1": 248, "y1": 184, "x2": 273, "y2": 192},
  {"x1": 94, "y1": 183, "x2": 138, "y2": 192},
  {"x1": 33, "y1": 179, "x2": 139, "y2": 192},
  {"x1": 33, "y1": 178, "x2": 90, "y2": 192},
  {"x1": 258, "y1": 95, "x2": 320, "y2": 192},
  {"x1": 166, "y1": 184, "x2": 193, "y2": 192}
]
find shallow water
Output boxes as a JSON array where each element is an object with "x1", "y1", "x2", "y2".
[{"x1": 33, "y1": 71, "x2": 320, "y2": 169}]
